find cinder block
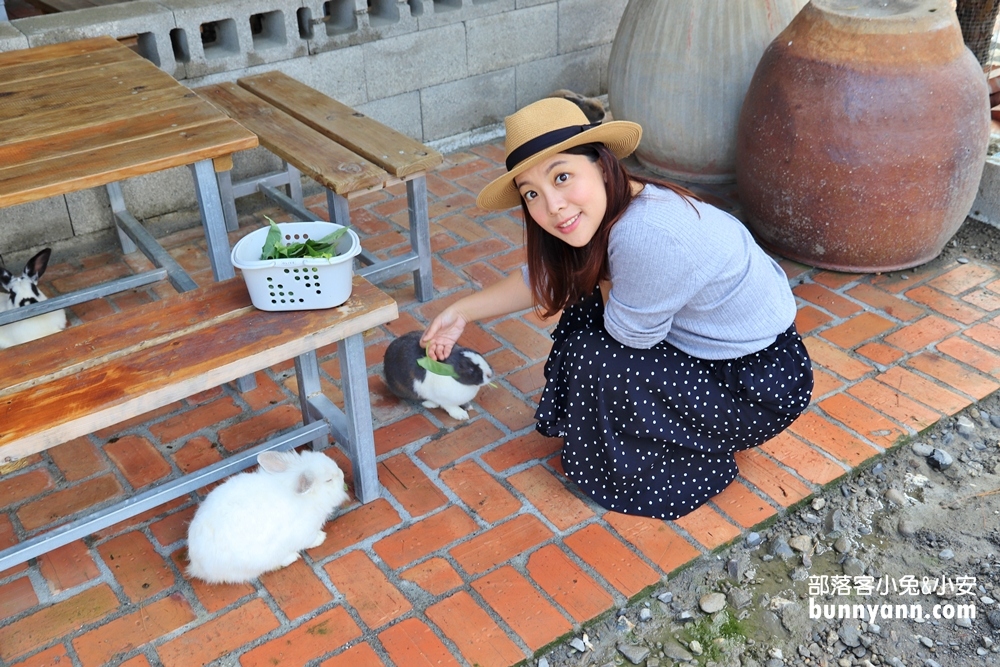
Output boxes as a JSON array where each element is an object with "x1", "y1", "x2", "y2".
[
  {"x1": 11, "y1": 2, "x2": 178, "y2": 77},
  {"x1": 558, "y1": 0, "x2": 627, "y2": 54},
  {"x1": 516, "y1": 0, "x2": 555, "y2": 8},
  {"x1": 301, "y1": 0, "x2": 417, "y2": 56},
  {"x1": 363, "y1": 22, "x2": 467, "y2": 99},
  {"x1": 188, "y1": 44, "x2": 367, "y2": 117},
  {"x1": 416, "y1": 0, "x2": 514, "y2": 30},
  {"x1": 65, "y1": 188, "x2": 112, "y2": 237},
  {"x1": 420, "y1": 68, "x2": 515, "y2": 141},
  {"x1": 467, "y1": 3, "x2": 557, "y2": 76},
  {"x1": 515, "y1": 44, "x2": 604, "y2": 109},
  {"x1": 969, "y1": 154, "x2": 1000, "y2": 231},
  {"x1": 0, "y1": 197, "x2": 73, "y2": 257},
  {"x1": 159, "y1": 0, "x2": 306, "y2": 79},
  {"x1": 118, "y1": 166, "x2": 199, "y2": 221},
  {"x1": 357, "y1": 91, "x2": 424, "y2": 141},
  {"x1": 0, "y1": 21, "x2": 29, "y2": 53}
]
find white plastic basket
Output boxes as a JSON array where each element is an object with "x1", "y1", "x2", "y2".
[{"x1": 231, "y1": 221, "x2": 362, "y2": 311}]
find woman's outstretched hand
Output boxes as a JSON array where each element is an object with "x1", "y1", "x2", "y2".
[{"x1": 421, "y1": 307, "x2": 468, "y2": 361}]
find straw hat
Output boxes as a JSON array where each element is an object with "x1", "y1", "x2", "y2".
[{"x1": 476, "y1": 98, "x2": 642, "y2": 211}]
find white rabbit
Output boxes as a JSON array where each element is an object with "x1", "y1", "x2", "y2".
[
  {"x1": 0, "y1": 248, "x2": 67, "y2": 349},
  {"x1": 383, "y1": 331, "x2": 493, "y2": 421},
  {"x1": 186, "y1": 449, "x2": 350, "y2": 584}
]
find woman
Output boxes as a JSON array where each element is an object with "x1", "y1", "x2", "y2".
[{"x1": 422, "y1": 98, "x2": 813, "y2": 520}]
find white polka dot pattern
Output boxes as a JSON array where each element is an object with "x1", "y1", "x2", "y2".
[{"x1": 535, "y1": 291, "x2": 813, "y2": 520}]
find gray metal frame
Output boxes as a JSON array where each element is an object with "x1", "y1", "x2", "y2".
[
  {"x1": 0, "y1": 327, "x2": 381, "y2": 571},
  {"x1": 220, "y1": 159, "x2": 434, "y2": 302}
]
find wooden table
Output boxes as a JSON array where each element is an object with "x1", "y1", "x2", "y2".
[{"x1": 0, "y1": 36, "x2": 258, "y2": 320}]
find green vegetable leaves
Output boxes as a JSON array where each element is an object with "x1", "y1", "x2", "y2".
[
  {"x1": 417, "y1": 353, "x2": 459, "y2": 378},
  {"x1": 259, "y1": 216, "x2": 350, "y2": 261}
]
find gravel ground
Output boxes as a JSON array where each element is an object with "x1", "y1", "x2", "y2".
[{"x1": 532, "y1": 216, "x2": 1000, "y2": 667}]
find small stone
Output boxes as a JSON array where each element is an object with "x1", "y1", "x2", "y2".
[
  {"x1": 812, "y1": 497, "x2": 827, "y2": 511},
  {"x1": 802, "y1": 512, "x2": 822, "y2": 524},
  {"x1": 990, "y1": 414, "x2": 1000, "y2": 429},
  {"x1": 981, "y1": 595, "x2": 996, "y2": 605},
  {"x1": 767, "y1": 660, "x2": 784, "y2": 667},
  {"x1": 843, "y1": 556, "x2": 866, "y2": 576},
  {"x1": 840, "y1": 622, "x2": 862, "y2": 648},
  {"x1": 838, "y1": 659, "x2": 852, "y2": 667},
  {"x1": 746, "y1": 531, "x2": 762, "y2": 547},
  {"x1": 979, "y1": 648, "x2": 990, "y2": 656},
  {"x1": 927, "y1": 448, "x2": 953, "y2": 471},
  {"x1": 663, "y1": 641, "x2": 694, "y2": 662},
  {"x1": 538, "y1": 659, "x2": 549, "y2": 667},
  {"x1": 983, "y1": 636, "x2": 994, "y2": 648},
  {"x1": 834, "y1": 536, "x2": 852, "y2": 554},
  {"x1": 700, "y1": 592, "x2": 727, "y2": 614},
  {"x1": 884, "y1": 488, "x2": 907, "y2": 505},
  {"x1": 569, "y1": 637, "x2": 588, "y2": 652},
  {"x1": 955, "y1": 616, "x2": 972, "y2": 629},
  {"x1": 920, "y1": 636, "x2": 935, "y2": 648},
  {"x1": 957, "y1": 415, "x2": 976, "y2": 436},
  {"x1": 986, "y1": 609, "x2": 1000, "y2": 629},
  {"x1": 769, "y1": 537, "x2": 796, "y2": 560},
  {"x1": 728, "y1": 587, "x2": 753, "y2": 609},
  {"x1": 825, "y1": 508, "x2": 847, "y2": 534},
  {"x1": 769, "y1": 648, "x2": 784, "y2": 660},
  {"x1": 925, "y1": 660, "x2": 942, "y2": 667},
  {"x1": 657, "y1": 591, "x2": 673, "y2": 604},
  {"x1": 957, "y1": 256, "x2": 970, "y2": 264},
  {"x1": 868, "y1": 623, "x2": 880, "y2": 635},
  {"x1": 789, "y1": 535, "x2": 813, "y2": 552},
  {"x1": 617, "y1": 643, "x2": 650, "y2": 665},
  {"x1": 647, "y1": 658, "x2": 661, "y2": 667},
  {"x1": 639, "y1": 608, "x2": 652, "y2": 621},
  {"x1": 911, "y1": 442, "x2": 935, "y2": 457},
  {"x1": 689, "y1": 640, "x2": 704, "y2": 655},
  {"x1": 898, "y1": 518, "x2": 919, "y2": 537},
  {"x1": 939, "y1": 548, "x2": 955, "y2": 561}
]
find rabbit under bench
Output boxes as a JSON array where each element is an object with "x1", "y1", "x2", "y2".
[{"x1": 0, "y1": 248, "x2": 67, "y2": 349}]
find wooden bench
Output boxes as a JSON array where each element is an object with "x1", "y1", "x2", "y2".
[
  {"x1": 0, "y1": 276, "x2": 397, "y2": 571},
  {"x1": 196, "y1": 72, "x2": 444, "y2": 302}
]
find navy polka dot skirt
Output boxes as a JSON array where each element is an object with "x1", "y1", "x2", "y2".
[{"x1": 535, "y1": 291, "x2": 813, "y2": 520}]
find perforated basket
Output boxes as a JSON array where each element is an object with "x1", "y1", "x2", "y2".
[{"x1": 231, "y1": 222, "x2": 362, "y2": 311}]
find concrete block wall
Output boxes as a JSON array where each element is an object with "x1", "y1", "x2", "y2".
[{"x1": 0, "y1": 0, "x2": 627, "y2": 258}]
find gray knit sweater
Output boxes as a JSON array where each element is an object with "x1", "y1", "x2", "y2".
[{"x1": 603, "y1": 184, "x2": 796, "y2": 359}]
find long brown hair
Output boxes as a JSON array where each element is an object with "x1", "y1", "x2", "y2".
[{"x1": 522, "y1": 143, "x2": 701, "y2": 318}]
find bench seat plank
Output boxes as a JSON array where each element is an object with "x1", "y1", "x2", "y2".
[
  {"x1": 237, "y1": 71, "x2": 443, "y2": 179},
  {"x1": 197, "y1": 82, "x2": 388, "y2": 196},
  {"x1": 0, "y1": 276, "x2": 397, "y2": 463}
]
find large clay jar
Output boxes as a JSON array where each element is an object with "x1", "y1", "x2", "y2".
[
  {"x1": 736, "y1": 0, "x2": 990, "y2": 272},
  {"x1": 608, "y1": 0, "x2": 807, "y2": 183}
]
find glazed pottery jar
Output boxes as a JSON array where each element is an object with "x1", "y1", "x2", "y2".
[
  {"x1": 736, "y1": 0, "x2": 990, "y2": 272},
  {"x1": 608, "y1": 0, "x2": 807, "y2": 183}
]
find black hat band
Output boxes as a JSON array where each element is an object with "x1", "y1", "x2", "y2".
[{"x1": 505, "y1": 122, "x2": 600, "y2": 171}]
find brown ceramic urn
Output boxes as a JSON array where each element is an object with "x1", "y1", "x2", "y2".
[{"x1": 736, "y1": 0, "x2": 990, "y2": 272}]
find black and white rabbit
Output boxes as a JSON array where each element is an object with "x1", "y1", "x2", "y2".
[
  {"x1": 384, "y1": 331, "x2": 493, "y2": 421},
  {"x1": 186, "y1": 449, "x2": 350, "y2": 584},
  {"x1": 0, "y1": 248, "x2": 67, "y2": 349}
]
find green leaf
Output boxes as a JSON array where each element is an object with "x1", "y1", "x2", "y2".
[
  {"x1": 317, "y1": 226, "x2": 349, "y2": 247},
  {"x1": 260, "y1": 217, "x2": 282, "y2": 260},
  {"x1": 417, "y1": 353, "x2": 459, "y2": 379}
]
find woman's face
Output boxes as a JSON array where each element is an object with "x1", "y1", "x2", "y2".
[{"x1": 514, "y1": 152, "x2": 607, "y2": 248}]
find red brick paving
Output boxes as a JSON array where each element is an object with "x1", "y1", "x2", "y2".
[{"x1": 3, "y1": 139, "x2": 1000, "y2": 667}]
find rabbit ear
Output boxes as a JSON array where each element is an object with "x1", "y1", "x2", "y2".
[
  {"x1": 295, "y1": 471, "x2": 315, "y2": 495},
  {"x1": 0, "y1": 267, "x2": 12, "y2": 291},
  {"x1": 258, "y1": 450, "x2": 295, "y2": 473},
  {"x1": 23, "y1": 249, "x2": 52, "y2": 282}
]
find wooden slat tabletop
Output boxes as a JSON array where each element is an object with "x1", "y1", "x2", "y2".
[
  {"x1": 0, "y1": 36, "x2": 258, "y2": 208},
  {"x1": 197, "y1": 82, "x2": 389, "y2": 195},
  {"x1": 0, "y1": 276, "x2": 398, "y2": 462},
  {"x1": 237, "y1": 71, "x2": 443, "y2": 179}
]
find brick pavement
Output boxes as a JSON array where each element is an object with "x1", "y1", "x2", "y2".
[{"x1": 2, "y1": 140, "x2": 1000, "y2": 666}]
